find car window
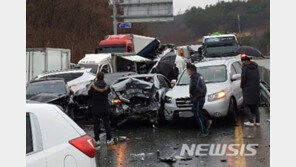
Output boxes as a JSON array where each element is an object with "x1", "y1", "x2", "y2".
[
  {"x1": 71, "y1": 73, "x2": 83, "y2": 80},
  {"x1": 26, "y1": 114, "x2": 33, "y2": 154},
  {"x1": 178, "y1": 65, "x2": 227, "y2": 85},
  {"x1": 101, "y1": 64, "x2": 110, "y2": 73},
  {"x1": 44, "y1": 73, "x2": 72, "y2": 82},
  {"x1": 233, "y1": 62, "x2": 242, "y2": 74}
]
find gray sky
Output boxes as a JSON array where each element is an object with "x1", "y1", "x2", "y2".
[{"x1": 173, "y1": 0, "x2": 233, "y2": 15}]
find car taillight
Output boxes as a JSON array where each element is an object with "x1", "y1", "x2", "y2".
[
  {"x1": 69, "y1": 135, "x2": 96, "y2": 158},
  {"x1": 113, "y1": 99, "x2": 121, "y2": 104}
]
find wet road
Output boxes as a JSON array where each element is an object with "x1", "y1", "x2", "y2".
[{"x1": 81, "y1": 107, "x2": 270, "y2": 167}]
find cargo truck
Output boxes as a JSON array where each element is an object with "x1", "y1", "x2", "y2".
[
  {"x1": 96, "y1": 34, "x2": 160, "y2": 59},
  {"x1": 26, "y1": 48, "x2": 71, "y2": 82}
]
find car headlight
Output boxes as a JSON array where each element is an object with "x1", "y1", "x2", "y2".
[
  {"x1": 208, "y1": 91, "x2": 226, "y2": 102},
  {"x1": 164, "y1": 96, "x2": 172, "y2": 103}
]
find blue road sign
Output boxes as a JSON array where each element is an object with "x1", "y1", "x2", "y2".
[{"x1": 119, "y1": 23, "x2": 132, "y2": 29}]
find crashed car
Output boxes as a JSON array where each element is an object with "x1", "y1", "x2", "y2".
[
  {"x1": 109, "y1": 74, "x2": 171, "y2": 125},
  {"x1": 72, "y1": 71, "x2": 136, "y2": 121},
  {"x1": 33, "y1": 68, "x2": 96, "y2": 91},
  {"x1": 26, "y1": 78, "x2": 75, "y2": 118}
]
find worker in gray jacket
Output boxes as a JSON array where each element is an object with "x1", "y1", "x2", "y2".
[{"x1": 187, "y1": 63, "x2": 212, "y2": 137}]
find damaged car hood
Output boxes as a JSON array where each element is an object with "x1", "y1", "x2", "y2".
[
  {"x1": 166, "y1": 85, "x2": 190, "y2": 98},
  {"x1": 111, "y1": 78, "x2": 153, "y2": 92}
]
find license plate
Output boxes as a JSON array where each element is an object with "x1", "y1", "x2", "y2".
[{"x1": 179, "y1": 111, "x2": 194, "y2": 118}]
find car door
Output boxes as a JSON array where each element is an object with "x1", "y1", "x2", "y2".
[
  {"x1": 232, "y1": 61, "x2": 243, "y2": 106},
  {"x1": 26, "y1": 113, "x2": 47, "y2": 167}
]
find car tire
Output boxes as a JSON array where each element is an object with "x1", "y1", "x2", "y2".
[{"x1": 227, "y1": 97, "x2": 237, "y2": 124}]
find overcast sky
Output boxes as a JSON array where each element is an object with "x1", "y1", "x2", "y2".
[{"x1": 173, "y1": 0, "x2": 233, "y2": 15}]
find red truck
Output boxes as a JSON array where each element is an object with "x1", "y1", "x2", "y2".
[{"x1": 96, "y1": 34, "x2": 160, "y2": 59}]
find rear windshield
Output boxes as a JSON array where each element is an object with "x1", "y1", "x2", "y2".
[
  {"x1": 178, "y1": 65, "x2": 227, "y2": 85},
  {"x1": 27, "y1": 81, "x2": 66, "y2": 95}
]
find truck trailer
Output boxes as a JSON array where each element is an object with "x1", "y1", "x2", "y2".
[{"x1": 26, "y1": 48, "x2": 71, "y2": 82}]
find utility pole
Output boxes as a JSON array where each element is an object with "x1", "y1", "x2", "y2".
[
  {"x1": 237, "y1": 14, "x2": 241, "y2": 34},
  {"x1": 112, "y1": 0, "x2": 118, "y2": 35}
]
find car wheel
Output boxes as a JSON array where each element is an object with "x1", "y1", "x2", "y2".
[{"x1": 227, "y1": 97, "x2": 237, "y2": 124}]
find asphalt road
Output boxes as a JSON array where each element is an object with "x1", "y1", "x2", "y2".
[{"x1": 81, "y1": 107, "x2": 270, "y2": 167}]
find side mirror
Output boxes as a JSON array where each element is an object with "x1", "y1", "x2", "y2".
[
  {"x1": 171, "y1": 79, "x2": 177, "y2": 87},
  {"x1": 231, "y1": 74, "x2": 241, "y2": 81}
]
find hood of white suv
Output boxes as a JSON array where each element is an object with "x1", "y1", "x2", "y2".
[{"x1": 166, "y1": 82, "x2": 229, "y2": 99}]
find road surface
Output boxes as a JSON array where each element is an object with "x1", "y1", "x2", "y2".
[{"x1": 81, "y1": 107, "x2": 270, "y2": 167}]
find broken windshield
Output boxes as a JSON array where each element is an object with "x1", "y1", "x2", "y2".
[{"x1": 177, "y1": 65, "x2": 227, "y2": 85}]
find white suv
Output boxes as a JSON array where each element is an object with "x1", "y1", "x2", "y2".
[
  {"x1": 164, "y1": 57, "x2": 243, "y2": 122},
  {"x1": 26, "y1": 102, "x2": 97, "y2": 167}
]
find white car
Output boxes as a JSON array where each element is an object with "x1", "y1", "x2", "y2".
[
  {"x1": 164, "y1": 57, "x2": 243, "y2": 122},
  {"x1": 26, "y1": 102, "x2": 97, "y2": 167},
  {"x1": 33, "y1": 68, "x2": 96, "y2": 92}
]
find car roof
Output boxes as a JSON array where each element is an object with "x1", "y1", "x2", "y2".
[
  {"x1": 203, "y1": 34, "x2": 236, "y2": 39},
  {"x1": 36, "y1": 68, "x2": 91, "y2": 78}
]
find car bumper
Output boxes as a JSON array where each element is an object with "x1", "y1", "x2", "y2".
[{"x1": 164, "y1": 98, "x2": 229, "y2": 121}]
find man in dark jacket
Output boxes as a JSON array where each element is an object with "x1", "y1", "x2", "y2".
[
  {"x1": 187, "y1": 63, "x2": 212, "y2": 136},
  {"x1": 88, "y1": 72, "x2": 113, "y2": 145},
  {"x1": 241, "y1": 56, "x2": 261, "y2": 127}
]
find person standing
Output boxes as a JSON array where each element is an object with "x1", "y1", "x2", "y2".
[
  {"x1": 187, "y1": 63, "x2": 212, "y2": 136},
  {"x1": 241, "y1": 56, "x2": 261, "y2": 126},
  {"x1": 168, "y1": 64, "x2": 179, "y2": 81},
  {"x1": 88, "y1": 72, "x2": 114, "y2": 146}
]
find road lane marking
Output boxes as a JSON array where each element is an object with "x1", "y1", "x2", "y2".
[{"x1": 234, "y1": 118, "x2": 246, "y2": 167}]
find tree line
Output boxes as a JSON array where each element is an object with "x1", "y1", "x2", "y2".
[{"x1": 27, "y1": 0, "x2": 270, "y2": 62}]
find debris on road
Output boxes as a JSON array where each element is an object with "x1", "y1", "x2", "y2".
[
  {"x1": 113, "y1": 136, "x2": 129, "y2": 143},
  {"x1": 220, "y1": 159, "x2": 227, "y2": 162}
]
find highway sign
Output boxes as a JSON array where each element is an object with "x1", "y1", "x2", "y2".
[{"x1": 119, "y1": 23, "x2": 132, "y2": 29}]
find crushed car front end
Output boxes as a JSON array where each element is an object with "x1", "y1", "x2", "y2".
[{"x1": 109, "y1": 77, "x2": 161, "y2": 124}]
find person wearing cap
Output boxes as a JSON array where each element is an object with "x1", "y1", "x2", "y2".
[
  {"x1": 187, "y1": 63, "x2": 212, "y2": 137},
  {"x1": 88, "y1": 72, "x2": 114, "y2": 146},
  {"x1": 240, "y1": 55, "x2": 261, "y2": 127}
]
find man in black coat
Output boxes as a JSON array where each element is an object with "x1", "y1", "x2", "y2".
[
  {"x1": 241, "y1": 56, "x2": 261, "y2": 127},
  {"x1": 187, "y1": 63, "x2": 212, "y2": 137},
  {"x1": 88, "y1": 72, "x2": 113, "y2": 145}
]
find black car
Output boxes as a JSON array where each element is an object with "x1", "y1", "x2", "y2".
[{"x1": 26, "y1": 78, "x2": 75, "y2": 119}]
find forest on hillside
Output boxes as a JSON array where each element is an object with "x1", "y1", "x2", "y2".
[{"x1": 27, "y1": 0, "x2": 270, "y2": 62}]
